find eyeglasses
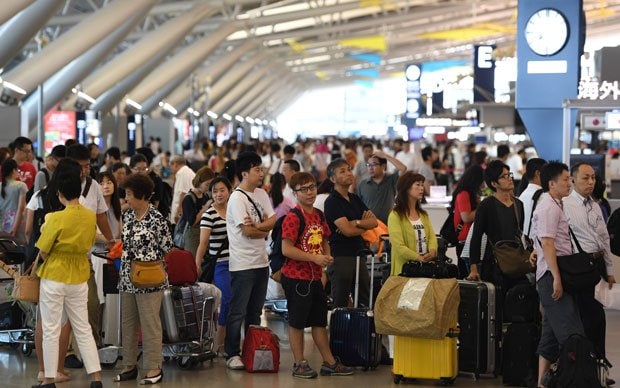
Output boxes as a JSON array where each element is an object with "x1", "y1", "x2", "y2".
[
  {"x1": 295, "y1": 184, "x2": 317, "y2": 193},
  {"x1": 366, "y1": 162, "x2": 380, "y2": 167},
  {"x1": 498, "y1": 172, "x2": 514, "y2": 180},
  {"x1": 132, "y1": 167, "x2": 150, "y2": 173},
  {"x1": 19, "y1": 148, "x2": 33, "y2": 154}
]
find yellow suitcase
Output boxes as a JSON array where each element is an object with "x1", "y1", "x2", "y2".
[{"x1": 392, "y1": 330, "x2": 458, "y2": 385}]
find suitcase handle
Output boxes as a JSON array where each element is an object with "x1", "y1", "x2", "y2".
[{"x1": 354, "y1": 249, "x2": 375, "y2": 309}]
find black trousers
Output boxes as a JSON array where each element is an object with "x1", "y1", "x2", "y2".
[{"x1": 574, "y1": 286, "x2": 606, "y2": 358}]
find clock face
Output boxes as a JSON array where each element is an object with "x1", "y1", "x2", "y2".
[{"x1": 525, "y1": 8, "x2": 569, "y2": 56}]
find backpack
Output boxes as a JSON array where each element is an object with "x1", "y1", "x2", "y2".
[
  {"x1": 173, "y1": 191, "x2": 196, "y2": 248},
  {"x1": 439, "y1": 207, "x2": 462, "y2": 247},
  {"x1": 608, "y1": 207, "x2": 620, "y2": 256},
  {"x1": 158, "y1": 180, "x2": 173, "y2": 220},
  {"x1": 268, "y1": 207, "x2": 324, "y2": 280},
  {"x1": 25, "y1": 168, "x2": 50, "y2": 203},
  {"x1": 548, "y1": 334, "x2": 603, "y2": 388}
]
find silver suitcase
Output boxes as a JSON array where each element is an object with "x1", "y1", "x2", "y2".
[{"x1": 161, "y1": 285, "x2": 213, "y2": 343}]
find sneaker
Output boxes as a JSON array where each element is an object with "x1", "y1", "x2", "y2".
[
  {"x1": 320, "y1": 358, "x2": 354, "y2": 376},
  {"x1": 63, "y1": 355, "x2": 83, "y2": 369},
  {"x1": 292, "y1": 360, "x2": 318, "y2": 379},
  {"x1": 226, "y1": 355, "x2": 245, "y2": 370}
]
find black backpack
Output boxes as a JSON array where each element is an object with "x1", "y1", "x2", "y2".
[
  {"x1": 548, "y1": 334, "x2": 603, "y2": 388},
  {"x1": 608, "y1": 207, "x2": 620, "y2": 256},
  {"x1": 439, "y1": 207, "x2": 462, "y2": 247},
  {"x1": 268, "y1": 207, "x2": 324, "y2": 275}
]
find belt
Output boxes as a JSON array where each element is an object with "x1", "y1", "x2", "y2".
[{"x1": 587, "y1": 251, "x2": 604, "y2": 260}]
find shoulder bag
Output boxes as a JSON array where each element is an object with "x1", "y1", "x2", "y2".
[
  {"x1": 492, "y1": 199, "x2": 534, "y2": 278},
  {"x1": 557, "y1": 227, "x2": 603, "y2": 293},
  {"x1": 130, "y1": 259, "x2": 166, "y2": 288}
]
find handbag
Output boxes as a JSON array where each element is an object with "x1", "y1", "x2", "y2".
[
  {"x1": 493, "y1": 239, "x2": 533, "y2": 278},
  {"x1": 491, "y1": 199, "x2": 534, "y2": 278},
  {"x1": 1, "y1": 254, "x2": 41, "y2": 303},
  {"x1": 400, "y1": 257, "x2": 458, "y2": 279},
  {"x1": 130, "y1": 259, "x2": 166, "y2": 288},
  {"x1": 557, "y1": 228, "x2": 603, "y2": 293}
]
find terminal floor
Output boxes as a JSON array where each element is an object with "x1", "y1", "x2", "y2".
[{"x1": 3, "y1": 310, "x2": 620, "y2": 387}]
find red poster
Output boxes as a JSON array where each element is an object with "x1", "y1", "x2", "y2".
[{"x1": 44, "y1": 110, "x2": 76, "y2": 154}]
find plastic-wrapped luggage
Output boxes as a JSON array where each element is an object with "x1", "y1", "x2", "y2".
[
  {"x1": 392, "y1": 330, "x2": 459, "y2": 385},
  {"x1": 161, "y1": 284, "x2": 213, "y2": 343},
  {"x1": 457, "y1": 280, "x2": 498, "y2": 379},
  {"x1": 330, "y1": 250, "x2": 381, "y2": 370}
]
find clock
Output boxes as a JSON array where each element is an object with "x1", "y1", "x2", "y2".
[{"x1": 524, "y1": 8, "x2": 569, "y2": 56}]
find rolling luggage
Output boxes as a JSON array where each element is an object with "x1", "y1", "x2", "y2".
[
  {"x1": 161, "y1": 284, "x2": 213, "y2": 343},
  {"x1": 100, "y1": 293, "x2": 122, "y2": 366},
  {"x1": 457, "y1": 280, "x2": 497, "y2": 379},
  {"x1": 504, "y1": 282, "x2": 539, "y2": 323},
  {"x1": 502, "y1": 322, "x2": 540, "y2": 387},
  {"x1": 242, "y1": 325, "x2": 280, "y2": 373},
  {"x1": 330, "y1": 250, "x2": 381, "y2": 370},
  {"x1": 392, "y1": 330, "x2": 459, "y2": 385}
]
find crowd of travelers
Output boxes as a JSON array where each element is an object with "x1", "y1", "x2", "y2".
[{"x1": 0, "y1": 133, "x2": 615, "y2": 387}]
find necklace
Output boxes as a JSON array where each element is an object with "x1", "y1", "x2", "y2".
[{"x1": 135, "y1": 205, "x2": 149, "y2": 221}]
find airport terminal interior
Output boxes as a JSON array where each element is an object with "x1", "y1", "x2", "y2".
[{"x1": 3, "y1": 1, "x2": 620, "y2": 387}]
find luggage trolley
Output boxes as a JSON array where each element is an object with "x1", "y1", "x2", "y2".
[
  {"x1": 0, "y1": 239, "x2": 36, "y2": 357},
  {"x1": 161, "y1": 286, "x2": 217, "y2": 369}
]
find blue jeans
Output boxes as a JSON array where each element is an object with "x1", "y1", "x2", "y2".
[
  {"x1": 224, "y1": 266, "x2": 269, "y2": 358},
  {"x1": 213, "y1": 261, "x2": 232, "y2": 326}
]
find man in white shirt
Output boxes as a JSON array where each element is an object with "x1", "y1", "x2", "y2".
[
  {"x1": 225, "y1": 151, "x2": 276, "y2": 370},
  {"x1": 282, "y1": 159, "x2": 301, "y2": 201},
  {"x1": 518, "y1": 158, "x2": 547, "y2": 237},
  {"x1": 563, "y1": 162, "x2": 616, "y2": 378},
  {"x1": 170, "y1": 155, "x2": 196, "y2": 225}
]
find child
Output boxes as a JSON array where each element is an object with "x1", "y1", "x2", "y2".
[{"x1": 281, "y1": 172, "x2": 354, "y2": 379}]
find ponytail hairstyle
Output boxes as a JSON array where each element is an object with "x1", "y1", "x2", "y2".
[{"x1": 1, "y1": 159, "x2": 18, "y2": 199}]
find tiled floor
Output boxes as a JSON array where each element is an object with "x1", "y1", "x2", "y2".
[{"x1": 3, "y1": 309, "x2": 620, "y2": 387}]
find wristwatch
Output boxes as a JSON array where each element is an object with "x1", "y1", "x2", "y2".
[{"x1": 355, "y1": 219, "x2": 361, "y2": 227}]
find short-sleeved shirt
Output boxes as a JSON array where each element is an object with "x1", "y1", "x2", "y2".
[
  {"x1": 531, "y1": 193, "x2": 573, "y2": 281},
  {"x1": 226, "y1": 187, "x2": 275, "y2": 272},
  {"x1": 0, "y1": 180, "x2": 27, "y2": 233},
  {"x1": 79, "y1": 178, "x2": 108, "y2": 215},
  {"x1": 454, "y1": 191, "x2": 473, "y2": 241},
  {"x1": 16, "y1": 161, "x2": 36, "y2": 190},
  {"x1": 200, "y1": 206, "x2": 229, "y2": 262},
  {"x1": 281, "y1": 206, "x2": 331, "y2": 280},
  {"x1": 119, "y1": 205, "x2": 173, "y2": 293},
  {"x1": 36, "y1": 204, "x2": 96, "y2": 284},
  {"x1": 357, "y1": 172, "x2": 399, "y2": 223},
  {"x1": 324, "y1": 190, "x2": 368, "y2": 256},
  {"x1": 171, "y1": 165, "x2": 195, "y2": 223}
]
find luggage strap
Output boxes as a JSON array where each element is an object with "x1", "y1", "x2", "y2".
[{"x1": 188, "y1": 286, "x2": 202, "y2": 337}]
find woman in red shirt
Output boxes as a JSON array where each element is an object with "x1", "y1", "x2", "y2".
[{"x1": 451, "y1": 165, "x2": 484, "y2": 278}]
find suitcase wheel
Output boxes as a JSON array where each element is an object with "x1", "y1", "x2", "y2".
[
  {"x1": 439, "y1": 377, "x2": 456, "y2": 386},
  {"x1": 177, "y1": 356, "x2": 198, "y2": 370},
  {"x1": 21, "y1": 343, "x2": 33, "y2": 357},
  {"x1": 393, "y1": 374, "x2": 403, "y2": 384}
]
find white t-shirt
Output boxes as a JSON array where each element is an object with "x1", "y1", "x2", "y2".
[
  {"x1": 171, "y1": 165, "x2": 196, "y2": 223},
  {"x1": 410, "y1": 218, "x2": 428, "y2": 255},
  {"x1": 79, "y1": 178, "x2": 108, "y2": 215},
  {"x1": 226, "y1": 187, "x2": 275, "y2": 272}
]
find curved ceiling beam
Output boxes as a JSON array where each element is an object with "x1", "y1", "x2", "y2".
[
  {"x1": 207, "y1": 51, "x2": 269, "y2": 104},
  {"x1": 0, "y1": 0, "x2": 157, "y2": 103},
  {"x1": 77, "y1": 1, "x2": 217, "y2": 109},
  {"x1": 238, "y1": 76, "x2": 293, "y2": 118},
  {"x1": 210, "y1": 63, "x2": 278, "y2": 115},
  {"x1": 22, "y1": 12, "x2": 146, "y2": 130},
  {"x1": 162, "y1": 40, "x2": 258, "y2": 112},
  {"x1": 0, "y1": 0, "x2": 64, "y2": 69},
  {"x1": 126, "y1": 22, "x2": 237, "y2": 106},
  {"x1": 226, "y1": 72, "x2": 289, "y2": 117},
  {"x1": 0, "y1": 0, "x2": 35, "y2": 26}
]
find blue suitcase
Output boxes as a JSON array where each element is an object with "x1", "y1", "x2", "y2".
[{"x1": 329, "y1": 251, "x2": 381, "y2": 370}]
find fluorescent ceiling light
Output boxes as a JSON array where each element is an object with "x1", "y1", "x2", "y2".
[
  {"x1": 245, "y1": 116, "x2": 254, "y2": 124},
  {"x1": 77, "y1": 91, "x2": 96, "y2": 104},
  {"x1": 207, "y1": 111, "x2": 218, "y2": 119},
  {"x1": 162, "y1": 102, "x2": 178, "y2": 116},
  {"x1": 222, "y1": 113, "x2": 232, "y2": 120},
  {"x1": 235, "y1": 115, "x2": 245, "y2": 122},
  {"x1": 3, "y1": 81, "x2": 26, "y2": 95},
  {"x1": 125, "y1": 98, "x2": 142, "y2": 110}
]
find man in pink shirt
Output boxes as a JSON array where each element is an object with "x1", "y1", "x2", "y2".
[{"x1": 10, "y1": 136, "x2": 36, "y2": 190}]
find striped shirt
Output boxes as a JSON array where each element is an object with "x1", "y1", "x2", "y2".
[{"x1": 200, "y1": 206, "x2": 229, "y2": 262}]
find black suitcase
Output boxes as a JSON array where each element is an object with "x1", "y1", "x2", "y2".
[
  {"x1": 330, "y1": 250, "x2": 381, "y2": 370},
  {"x1": 0, "y1": 301, "x2": 22, "y2": 330},
  {"x1": 502, "y1": 322, "x2": 540, "y2": 387},
  {"x1": 504, "y1": 283, "x2": 540, "y2": 323},
  {"x1": 458, "y1": 280, "x2": 498, "y2": 379}
]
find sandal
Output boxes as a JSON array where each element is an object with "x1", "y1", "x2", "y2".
[{"x1": 113, "y1": 366, "x2": 138, "y2": 382}]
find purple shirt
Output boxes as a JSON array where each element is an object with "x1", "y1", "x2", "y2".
[{"x1": 531, "y1": 192, "x2": 573, "y2": 281}]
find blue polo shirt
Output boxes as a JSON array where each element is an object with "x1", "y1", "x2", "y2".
[{"x1": 324, "y1": 190, "x2": 368, "y2": 256}]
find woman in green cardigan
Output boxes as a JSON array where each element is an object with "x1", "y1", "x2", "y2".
[{"x1": 388, "y1": 172, "x2": 438, "y2": 275}]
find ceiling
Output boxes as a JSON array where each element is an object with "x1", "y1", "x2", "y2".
[{"x1": 2, "y1": 0, "x2": 620, "y2": 124}]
